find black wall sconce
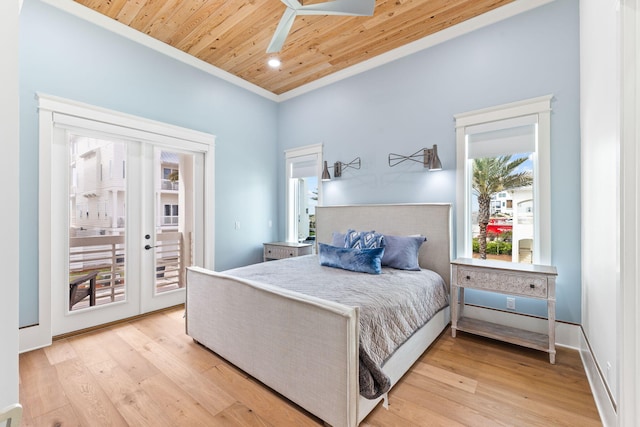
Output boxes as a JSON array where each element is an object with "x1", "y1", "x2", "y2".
[
  {"x1": 388, "y1": 144, "x2": 443, "y2": 171},
  {"x1": 323, "y1": 157, "x2": 361, "y2": 180}
]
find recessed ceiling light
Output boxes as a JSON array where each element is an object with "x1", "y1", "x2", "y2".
[{"x1": 268, "y1": 58, "x2": 281, "y2": 68}]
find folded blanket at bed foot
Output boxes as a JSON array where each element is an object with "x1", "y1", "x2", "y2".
[{"x1": 359, "y1": 346, "x2": 391, "y2": 399}]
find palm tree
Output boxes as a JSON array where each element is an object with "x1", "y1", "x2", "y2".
[{"x1": 472, "y1": 155, "x2": 532, "y2": 260}]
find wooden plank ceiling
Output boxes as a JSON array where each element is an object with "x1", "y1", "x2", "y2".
[{"x1": 74, "y1": 0, "x2": 514, "y2": 95}]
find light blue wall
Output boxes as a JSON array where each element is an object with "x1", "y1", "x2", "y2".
[
  {"x1": 278, "y1": 0, "x2": 581, "y2": 323},
  {"x1": 18, "y1": 0, "x2": 279, "y2": 327},
  {"x1": 18, "y1": 0, "x2": 582, "y2": 327}
]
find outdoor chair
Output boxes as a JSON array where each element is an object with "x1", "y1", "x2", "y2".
[{"x1": 69, "y1": 271, "x2": 99, "y2": 310}]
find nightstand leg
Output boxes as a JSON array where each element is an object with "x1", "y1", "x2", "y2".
[
  {"x1": 548, "y1": 277, "x2": 556, "y2": 364},
  {"x1": 451, "y1": 284, "x2": 458, "y2": 337}
]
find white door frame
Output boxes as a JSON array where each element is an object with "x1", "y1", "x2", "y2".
[
  {"x1": 619, "y1": 1, "x2": 639, "y2": 425},
  {"x1": 20, "y1": 94, "x2": 215, "y2": 351},
  {"x1": 284, "y1": 144, "x2": 323, "y2": 243}
]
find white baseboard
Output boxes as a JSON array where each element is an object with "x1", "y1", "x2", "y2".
[
  {"x1": 579, "y1": 330, "x2": 617, "y2": 427},
  {"x1": 19, "y1": 323, "x2": 51, "y2": 353}
]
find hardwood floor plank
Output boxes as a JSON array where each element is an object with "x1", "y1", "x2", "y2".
[
  {"x1": 411, "y1": 360, "x2": 478, "y2": 393},
  {"x1": 54, "y1": 358, "x2": 129, "y2": 426},
  {"x1": 64, "y1": 329, "x2": 114, "y2": 367},
  {"x1": 73, "y1": 325, "x2": 161, "y2": 384},
  {"x1": 474, "y1": 381, "x2": 602, "y2": 427},
  {"x1": 21, "y1": 404, "x2": 82, "y2": 427},
  {"x1": 212, "y1": 402, "x2": 274, "y2": 427},
  {"x1": 86, "y1": 358, "x2": 174, "y2": 427},
  {"x1": 392, "y1": 379, "x2": 509, "y2": 426},
  {"x1": 43, "y1": 339, "x2": 77, "y2": 365},
  {"x1": 139, "y1": 372, "x2": 222, "y2": 427},
  {"x1": 201, "y1": 363, "x2": 321, "y2": 427},
  {"x1": 132, "y1": 312, "x2": 224, "y2": 373},
  {"x1": 364, "y1": 395, "x2": 467, "y2": 427},
  {"x1": 115, "y1": 323, "x2": 238, "y2": 416},
  {"x1": 19, "y1": 312, "x2": 601, "y2": 427},
  {"x1": 18, "y1": 350, "x2": 70, "y2": 420}
]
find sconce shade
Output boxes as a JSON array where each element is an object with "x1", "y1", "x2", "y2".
[
  {"x1": 428, "y1": 144, "x2": 442, "y2": 171},
  {"x1": 322, "y1": 160, "x2": 331, "y2": 181}
]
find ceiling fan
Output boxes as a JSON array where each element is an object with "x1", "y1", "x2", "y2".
[{"x1": 267, "y1": 0, "x2": 376, "y2": 53}]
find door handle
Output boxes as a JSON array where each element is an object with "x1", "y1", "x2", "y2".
[{"x1": 144, "y1": 244, "x2": 158, "y2": 250}]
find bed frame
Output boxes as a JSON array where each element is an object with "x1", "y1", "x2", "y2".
[{"x1": 186, "y1": 203, "x2": 452, "y2": 427}]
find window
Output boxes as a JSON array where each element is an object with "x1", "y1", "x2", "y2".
[
  {"x1": 285, "y1": 144, "x2": 323, "y2": 243},
  {"x1": 162, "y1": 166, "x2": 179, "y2": 191},
  {"x1": 455, "y1": 95, "x2": 552, "y2": 265},
  {"x1": 163, "y1": 204, "x2": 179, "y2": 225}
]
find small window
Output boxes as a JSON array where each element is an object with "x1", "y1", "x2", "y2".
[
  {"x1": 285, "y1": 144, "x2": 323, "y2": 243},
  {"x1": 456, "y1": 95, "x2": 552, "y2": 265},
  {"x1": 163, "y1": 204, "x2": 179, "y2": 226}
]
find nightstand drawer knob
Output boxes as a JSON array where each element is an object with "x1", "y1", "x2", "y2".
[
  {"x1": 530, "y1": 284, "x2": 535, "y2": 288},
  {"x1": 466, "y1": 275, "x2": 471, "y2": 280}
]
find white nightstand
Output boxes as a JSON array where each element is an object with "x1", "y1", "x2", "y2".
[
  {"x1": 450, "y1": 257, "x2": 558, "y2": 364},
  {"x1": 263, "y1": 241, "x2": 313, "y2": 261}
]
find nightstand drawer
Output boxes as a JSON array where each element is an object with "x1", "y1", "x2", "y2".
[
  {"x1": 264, "y1": 245, "x2": 296, "y2": 259},
  {"x1": 263, "y1": 242, "x2": 312, "y2": 261},
  {"x1": 457, "y1": 268, "x2": 548, "y2": 298}
]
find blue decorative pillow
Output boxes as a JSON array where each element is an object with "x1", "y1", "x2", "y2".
[
  {"x1": 344, "y1": 229, "x2": 385, "y2": 250},
  {"x1": 331, "y1": 232, "x2": 346, "y2": 247},
  {"x1": 381, "y1": 235, "x2": 427, "y2": 271},
  {"x1": 318, "y1": 243, "x2": 384, "y2": 275}
]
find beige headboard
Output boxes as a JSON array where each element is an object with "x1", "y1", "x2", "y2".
[{"x1": 315, "y1": 203, "x2": 453, "y2": 288}]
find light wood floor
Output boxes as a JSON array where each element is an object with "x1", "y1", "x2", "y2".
[{"x1": 19, "y1": 306, "x2": 602, "y2": 426}]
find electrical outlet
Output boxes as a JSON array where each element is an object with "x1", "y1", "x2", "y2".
[
  {"x1": 234, "y1": 221, "x2": 240, "y2": 230},
  {"x1": 506, "y1": 297, "x2": 516, "y2": 310}
]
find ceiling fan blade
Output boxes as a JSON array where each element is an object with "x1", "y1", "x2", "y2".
[
  {"x1": 298, "y1": 0, "x2": 375, "y2": 16},
  {"x1": 266, "y1": 8, "x2": 298, "y2": 53},
  {"x1": 266, "y1": 0, "x2": 375, "y2": 52}
]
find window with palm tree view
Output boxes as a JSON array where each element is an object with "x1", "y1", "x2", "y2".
[
  {"x1": 457, "y1": 96, "x2": 552, "y2": 266},
  {"x1": 472, "y1": 154, "x2": 533, "y2": 263}
]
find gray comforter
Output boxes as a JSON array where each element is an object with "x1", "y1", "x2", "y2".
[{"x1": 223, "y1": 254, "x2": 449, "y2": 399}]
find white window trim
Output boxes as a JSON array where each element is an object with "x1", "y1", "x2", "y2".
[
  {"x1": 284, "y1": 144, "x2": 323, "y2": 243},
  {"x1": 21, "y1": 93, "x2": 215, "y2": 352},
  {"x1": 454, "y1": 95, "x2": 552, "y2": 264}
]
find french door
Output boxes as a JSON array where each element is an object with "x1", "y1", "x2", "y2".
[{"x1": 40, "y1": 97, "x2": 213, "y2": 337}]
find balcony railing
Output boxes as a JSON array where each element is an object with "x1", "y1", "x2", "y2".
[
  {"x1": 69, "y1": 231, "x2": 184, "y2": 310},
  {"x1": 154, "y1": 232, "x2": 184, "y2": 294},
  {"x1": 161, "y1": 179, "x2": 179, "y2": 191}
]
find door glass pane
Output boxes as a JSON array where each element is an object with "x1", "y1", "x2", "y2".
[
  {"x1": 68, "y1": 135, "x2": 126, "y2": 311},
  {"x1": 155, "y1": 150, "x2": 192, "y2": 294}
]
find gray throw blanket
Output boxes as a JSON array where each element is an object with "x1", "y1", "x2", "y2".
[{"x1": 224, "y1": 255, "x2": 449, "y2": 399}]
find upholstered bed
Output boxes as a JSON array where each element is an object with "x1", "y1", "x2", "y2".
[{"x1": 186, "y1": 203, "x2": 452, "y2": 427}]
